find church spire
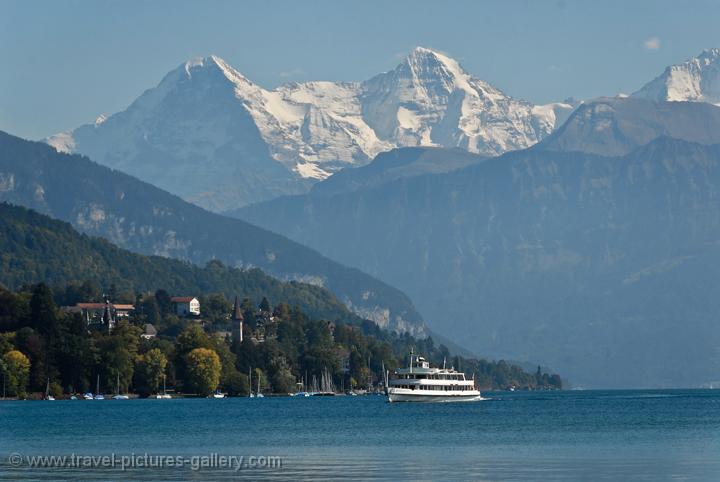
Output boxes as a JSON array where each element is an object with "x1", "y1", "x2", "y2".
[{"x1": 232, "y1": 296, "x2": 243, "y2": 321}]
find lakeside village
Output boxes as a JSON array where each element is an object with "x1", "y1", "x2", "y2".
[{"x1": 0, "y1": 283, "x2": 562, "y2": 400}]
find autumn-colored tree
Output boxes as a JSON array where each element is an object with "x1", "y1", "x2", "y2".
[
  {"x1": 186, "y1": 348, "x2": 221, "y2": 396},
  {"x1": 2, "y1": 350, "x2": 30, "y2": 397}
]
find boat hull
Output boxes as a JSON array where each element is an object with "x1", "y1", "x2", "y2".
[{"x1": 387, "y1": 389, "x2": 482, "y2": 403}]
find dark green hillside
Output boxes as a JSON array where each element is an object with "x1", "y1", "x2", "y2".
[{"x1": 0, "y1": 203, "x2": 352, "y2": 322}]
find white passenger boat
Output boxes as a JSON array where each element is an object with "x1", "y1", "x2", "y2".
[{"x1": 386, "y1": 352, "x2": 482, "y2": 403}]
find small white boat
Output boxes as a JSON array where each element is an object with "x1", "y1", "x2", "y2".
[
  {"x1": 83, "y1": 393, "x2": 94, "y2": 400},
  {"x1": 70, "y1": 395, "x2": 78, "y2": 400},
  {"x1": 212, "y1": 391, "x2": 226, "y2": 399},
  {"x1": 386, "y1": 352, "x2": 482, "y2": 403}
]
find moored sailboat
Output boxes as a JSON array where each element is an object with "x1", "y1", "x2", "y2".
[
  {"x1": 94, "y1": 375, "x2": 105, "y2": 400},
  {"x1": 45, "y1": 379, "x2": 55, "y2": 400},
  {"x1": 112, "y1": 373, "x2": 129, "y2": 400},
  {"x1": 155, "y1": 374, "x2": 171, "y2": 399}
]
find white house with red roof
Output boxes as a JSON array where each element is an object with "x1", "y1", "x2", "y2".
[{"x1": 171, "y1": 296, "x2": 200, "y2": 316}]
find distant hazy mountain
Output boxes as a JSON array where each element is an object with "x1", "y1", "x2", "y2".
[
  {"x1": 280, "y1": 147, "x2": 486, "y2": 200},
  {"x1": 46, "y1": 48, "x2": 571, "y2": 211},
  {"x1": 634, "y1": 48, "x2": 720, "y2": 103},
  {"x1": 0, "y1": 131, "x2": 425, "y2": 335},
  {"x1": 540, "y1": 97, "x2": 720, "y2": 156},
  {"x1": 237, "y1": 102, "x2": 720, "y2": 387}
]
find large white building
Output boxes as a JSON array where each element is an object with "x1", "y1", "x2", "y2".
[{"x1": 171, "y1": 296, "x2": 200, "y2": 316}]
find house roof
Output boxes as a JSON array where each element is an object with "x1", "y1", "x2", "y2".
[
  {"x1": 74, "y1": 303, "x2": 135, "y2": 310},
  {"x1": 171, "y1": 296, "x2": 197, "y2": 303},
  {"x1": 144, "y1": 324, "x2": 157, "y2": 335}
]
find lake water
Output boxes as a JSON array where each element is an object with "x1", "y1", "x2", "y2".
[{"x1": 1, "y1": 390, "x2": 720, "y2": 481}]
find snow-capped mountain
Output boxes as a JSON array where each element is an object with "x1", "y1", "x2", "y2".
[
  {"x1": 633, "y1": 48, "x2": 720, "y2": 104},
  {"x1": 47, "y1": 48, "x2": 572, "y2": 211}
]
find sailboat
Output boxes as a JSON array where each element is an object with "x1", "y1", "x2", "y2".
[
  {"x1": 45, "y1": 379, "x2": 55, "y2": 400},
  {"x1": 156, "y1": 374, "x2": 172, "y2": 399},
  {"x1": 94, "y1": 375, "x2": 105, "y2": 400},
  {"x1": 112, "y1": 373, "x2": 129, "y2": 399},
  {"x1": 248, "y1": 368, "x2": 255, "y2": 398},
  {"x1": 312, "y1": 368, "x2": 335, "y2": 396},
  {"x1": 256, "y1": 373, "x2": 264, "y2": 398}
]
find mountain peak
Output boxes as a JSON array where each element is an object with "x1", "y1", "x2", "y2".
[
  {"x1": 633, "y1": 48, "x2": 720, "y2": 104},
  {"x1": 697, "y1": 47, "x2": 720, "y2": 63},
  {"x1": 408, "y1": 46, "x2": 445, "y2": 59},
  {"x1": 181, "y1": 54, "x2": 245, "y2": 81},
  {"x1": 403, "y1": 46, "x2": 468, "y2": 78}
]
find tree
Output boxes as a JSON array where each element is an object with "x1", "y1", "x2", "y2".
[
  {"x1": 136, "y1": 348, "x2": 168, "y2": 396},
  {"x1": 259, "y1": 297, "x2": 271, "y2": 312},
  {"x1": 268, "y1": 355, "x2": 295, "y2": 393},
  {"x1": 0, "y1": 333, "x2": 15, "y2": 356},
  {"x1": 155, "y1": 289, "x2": 172, "y2": 317},
  {"x1": 107, "y1": 283, "x2": 118, "y2": 303},
  {"x1": 186, "y1": 348, "x2": 221, "y2": 396},
  {"x1": 2, "y1": 350, "x2": 30, "y2": 397},
  {"x1": 13, "y1": 327, "x2": 46, "y2": 392},
  {"x1": 55, "y1": 312, "x2": 94, "y2": 393},
  {"x1": 202, "y1": 294, "x2": 232, "y2": 323},
  {"x1": 175, "y1": 325, "x2": 212, "y2": 387},
  {"x1": 272, "y1": 302, "x2": 290, "y2": 321},
  {"x1": 29, "y1": 283, "x2": 57, "y2": 335},
  {"x1": 98, "y1": 323, "x2": 141, "y2": 393},
  {"x1": 223, "y1": 370, "x2": 249, "y2": 396}
]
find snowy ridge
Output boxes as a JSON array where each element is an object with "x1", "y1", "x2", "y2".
[
  {"x1": 633, "y1": 48, "x2": 720, "y2": 104},
  {"x1": 46, "y1": 48, "x2": 572, "y2": 211}
]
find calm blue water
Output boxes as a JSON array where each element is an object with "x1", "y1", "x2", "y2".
[{"x1": 1, "y1": 390, "x2": 720, "y2": 481}]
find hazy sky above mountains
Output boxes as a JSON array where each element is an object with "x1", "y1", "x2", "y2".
[{"x1": 2, "y1": 0, "x2": 720, "y2": 140}]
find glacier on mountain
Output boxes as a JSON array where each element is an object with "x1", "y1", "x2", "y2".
[
  {"x1": 46, "y1": 48, "x2": 572, "y2": 211},
  {"x1": 633, "y1": 48, "x2": 720, "y2": 104}
]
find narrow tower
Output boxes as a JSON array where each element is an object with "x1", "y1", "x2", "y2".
[{"x1": 231, "y1": 296, "x2": 243, "y2": 343}]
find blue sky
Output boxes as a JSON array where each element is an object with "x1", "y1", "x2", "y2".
[{"x1": 2, "y1": 0, "x2": 720, "y2": 140}]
